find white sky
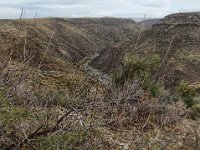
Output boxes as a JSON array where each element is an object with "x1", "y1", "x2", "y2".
[{"x1": 0, "y1": 0, "x2": 200, "y2": 19}]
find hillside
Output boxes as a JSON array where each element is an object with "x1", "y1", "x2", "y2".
[
  {"x1": 91, "y1": 12, "x2": 200, "y2": 88},
  {"x1": 0, "y1": 17, "x2": 139, "y2": 65},
  {"x1": 1, "y1": 14, "x2": 200, "y2": 150},
  {"x1": 0, "y1": 17, "x2": 140, "y2": 89},
  {"x1": 66, "y1": 17, "x2": 139, "y2": 47}
]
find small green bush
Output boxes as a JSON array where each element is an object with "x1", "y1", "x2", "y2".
[
  {"x1": 112, "y1": 54, "x2": 160, "y2": 90},
  {"x1": 0, "y1": 106, "x2": 31, "y2": 127},
  {"x1": 0, "y1": 90, "x2": 9, "y2": 107},
  {"x1": 190, "y1": 104, "x2": 200, "y2": 119},
  {"x1": 38, "y1": 129, "x2": 87, "y2": 150},
  {"x1": 149, "y1": 82, "x2": 160, "y2": 97},
  {"x1": 169, "y1": 95, "x2": 179, "y2": 102},
  {"x1": 112, "y1": 54, "x2": 160, "y2": 87},
  {"x1": 176, "y1": 80, "x2": 197, "y2": 107}
]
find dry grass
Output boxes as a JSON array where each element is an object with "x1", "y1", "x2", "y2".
[{"x1": 0, "y1": 16, "x2": 200, "y2": 150}]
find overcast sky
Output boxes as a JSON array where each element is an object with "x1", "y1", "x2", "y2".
[{"x1": 0, "y1": 0, "x2": 199, "y2": 19}]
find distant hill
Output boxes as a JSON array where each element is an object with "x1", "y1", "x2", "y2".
[
  {"x1": 91, "y1": 12, "x2": 200, "y2": 89},
  {"x1": 0, "y1": 17, "x2": 139, "y2": 68},
  {"x1": 138, "y1": 19, "x2": 161, "y2": 30},
  {"x1": 0, "y1": 17, "x2": 139, "y2": 91}
]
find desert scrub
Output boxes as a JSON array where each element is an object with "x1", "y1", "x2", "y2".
[
  {"x1": 190, "y1": 104, "x2": 200, "y2": 119},
  {"x1": 37, "y1": 129, "x2": 87, "y2": 150},
  {"x1": 0, "y1": 106, "x2": 31, "y2": 127},
  {"x1": 176, "y1": 80, "x2": 200, "y2": 107},
  {"x1": 0, "y1": 89, "x2": 9, "y2": 107},
  {"x1": 0, "y1": 90, "x2": 32, "y2": 128},
  {"x1": 112, "y1": 54, "x2": 161, "y2": 96}
]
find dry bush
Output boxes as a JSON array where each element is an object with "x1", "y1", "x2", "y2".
[
  {"x1": 89, "y1": 80, "x2": 194, "y2": 149},
  {"x1": 0, "y1": 58, "x2": 200, "y2": 149},
  {"x1": 0, "y1": 54, "x2": 102, "y2": 149},
  {"x1": 0, "y1": 39, "x2": 90, "y2": 149},
  {"x1": 1, "y1": 22, "x2": 200, "y2": 150},
  {"x1": 103, "y1": 81, "x2": 185, "y2": 129}
]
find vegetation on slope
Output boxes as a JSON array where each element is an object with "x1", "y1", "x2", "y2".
[
  {"x1": 91, "y1": 12, "x2": 200, "y2": 90},
  {"x1": 0, "y1": 14, "x2": 200, "y2": 150},
  {"x1": 1, "y1": 49, "x2": 200, "y2": 149}
]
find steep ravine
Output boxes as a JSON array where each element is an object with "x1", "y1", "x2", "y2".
[
  {"x1": 90, "y1": 12, "x2": 200, "y2": 89},
  {"x1": 79, "y1": 52, "x2": 111, "y2": 85}
]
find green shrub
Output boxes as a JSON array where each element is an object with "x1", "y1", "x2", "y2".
[
  {"x1": 169, "y1": 95, "x2": 179, "y2": 102},
  {"x1": 190, "y1": 104, "x2": 200, "y2": 119},
  {"x1": 112, "y1": 54, "x2": 160, "y2": 87},
  {"x1": 0, "y1": 90, "x2": 31, "y2": 128},
  {"x1": 112, "y1": 54, "x2": 160, "y2": 90},
  {"x1": 38, "y1": 129, "x2": 87, "y2": 150},
  {"x1": 0, "y1": 106, "x2": 31, "y2": 127},
  {"x1": 111, "y1": 70, "x2": 124, "y2": 87},
  {"x1": 0, "y1": 90, "x2": 9, "y2": 107},
  {"x1": 149, "y1": 82, "x2": 160, "y2": 97},
  {"x1": 176, "y1": 80, "x2": 197, "y2": 107}
]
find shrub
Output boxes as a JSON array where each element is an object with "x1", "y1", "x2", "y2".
[
  {"x1": 149, "y1": 82, "x2": 161, "y2": 97},
  {"x1": 190, "y1": 104, "x2": 200, "y2": 119},
  {"x1": 176, "y1": 80, "x2": 197, "y2": 107},
  {"x1": 103, "y1": 81, "x2": 185, "y2": 129},
  {"x1": 38, "y1": 129, "x2": 87, "y2": 150},
  {"x1": 111, "y1": 54, "x2": 161, "y2": 97},
  {"x1": 0, "y1": 106, "x2": 31, "y2": 127}
]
